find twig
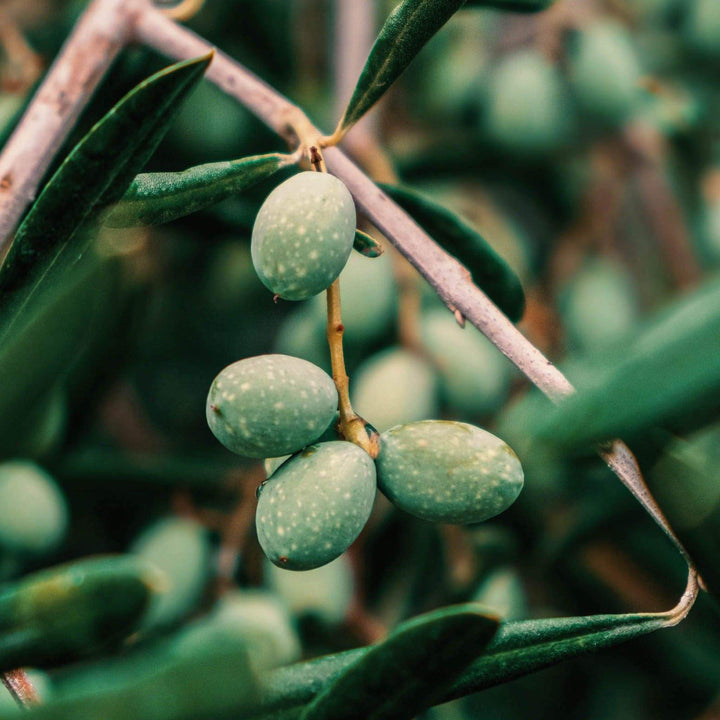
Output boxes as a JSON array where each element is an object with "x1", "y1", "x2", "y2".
[
  {"x1": 0, "y1": 0, "x2": 141, "y2": 252},
  {"x1": 0, "y1": 0, "x2": 691, "y2": 571},
  {"x1": 1, "y1": 669, "x2": 40, "y2": 707}
]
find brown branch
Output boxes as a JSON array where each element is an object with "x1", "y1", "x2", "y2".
[
  {"x1": 0, "y1": 0, "x2": 141, "y2": 252},
  {"x1": 1, "y1": 669, "x2": 40, "y2": 707}
]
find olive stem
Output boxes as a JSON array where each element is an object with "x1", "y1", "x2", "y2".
[
  {"x1": 324, "y1": 278, "x2": 378, "y2": 457},
  {"x1": 310, "y1": 147, "x2": 379, "y2": 459},
  {"x1": 2, "y1": 669, "x2": 40, "y2": 707}
]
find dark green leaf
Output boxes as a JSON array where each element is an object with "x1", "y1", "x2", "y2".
[
  {"x1": 0, "y1": 57, "x2": 210, "y2": 454},
  {"x1": 14, "y1": 636, "x2": 259, "y2": 720},
  {"x1": 463, "y1": 0, "x2": 554, "y2": 11},
  {"x1": 0, "y1": 556, "x2": 152, "y2": 671},
  {"x1": 443, "y1": 611, "x2": 669, "y2": 700},
  {"x1": 103, "y1": 153, "x2": 287, "y2": 228},
  {"x1": 0, "y1": 53, "x2": 212, "y2": 311},
  {"x1": 300, "y1": 604, "x2": 499, "y2": 720},
  {"x1": 258, "y1": 610, "x2": 670, "y2": 716},
  {"x1": 380, "y1": 182, "x2": 525, "y2": 321},
  {"x1": 338, "y1": 0, "x2": 466, "y2": 134},
  {"x1": 533, "y1": 275, "x2": 720, "y2": 451},
  {"x1": 352, "y1": 229, "x2": 384, "y2": 257}
]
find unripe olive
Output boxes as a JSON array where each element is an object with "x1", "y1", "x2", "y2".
[
  {"x1": 251, "y1": 172, "x2": 356, "y2": 300},
  {"x1": 420, "y1": 309, "x2": 512, "y2": 417},
  {"x1": 0, "y1": 461, "x2": 68, "y2": 556},
  {"x1": 264, "y1": 555, "x2": 354, "y2": 624},
  {"x1": 351, "y1": 348, "x2": 438, "y2": 433},
  {"x1": 376, "y1": 421, "x2": 523, "y2": 524},
  {"x1": 560, "y1": 257, "x2": 639, "y2": 354},
  {"x1": 684, "y1": 0, "x2": 720, "y2": 59},
  {"x1": 130, "y1": 517, "x2": 212, "y2": 629},
  {"x1": 310, "y1": 251, "x2": 398, "y2": 346},
  {"x1": 206, "y1": 354, "x2": 338, "y2": 458},
  {"x1": 173, "y1": 590, "x2": 301, "y2": 671},
  {"x1": 570, "y1": 21, "x2": 642, "y2": 126},
  {"x1": 274, "y1": 306, "x2": 330, "y2": 373},
  {"x1": 472, "y1": 566, "x2": 528, "y2": 621},
  {"x1": 485, "y1": 50, "x2": 569, "y2": 154},
  {"x1": 256, "y1": 441, "x2": 376, "y2": 570}
]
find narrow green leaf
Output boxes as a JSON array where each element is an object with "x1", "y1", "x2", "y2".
[
  {"x1": 353, "y1": 229, "x2": 384, "y2": 258},
  {"x1": 380, "y1": 182, "x2": 525, "y2": 321},
  {"x1": 301, "y1": 604, "x2": 499, "y2": 720},
  {"x1": 0, "y1": 53, "x2": 212, "y2": 311},
  {"x1": 103, "y1": 153, "x2": 287, "y2": 228},
  {"x1": 258, "y1": 610, "x2": 670, "y2": 716},
  {"x1": 339, "y1": 0, "x2": 466, "y2": 134},
  {"x1": 10, "y1": 636, "x2": 259, "y2": 720},
  {"x1": 533, "y1": 275, "x2": 720, "y2": 451},
  {"x1": 443, "y1": 612, "x2": 668, "y2": 700},
  {"x1": 463, "y1": 0, "x2": 554, "y2": 11},
  {"x1": 0, "y1": 57, "x2": 210, "y2": 451},
  {"x1": 0, "y1": 556, "x2": 153, "y2": 671}
]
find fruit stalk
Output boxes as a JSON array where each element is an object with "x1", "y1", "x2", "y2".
[{"x1": 308, "y1": 147, "x2": 379, "y2": 458}]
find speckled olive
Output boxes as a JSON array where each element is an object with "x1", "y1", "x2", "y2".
[
  {"x1": 376, "y1": 421, "x2": 523, "y2": 524},
  {"x1": 256, "y1": 441, "x2": 376, "y2": 570},
  {"x1": 351, "y1": 347, "x2": 438, "y2": 433},
  {"x1": 251, "y1": 172, "x2": 356, "y2": 300},
  {"x1": 206, "y1": 354, "x2": 338, "y2": 458},
  {"x1": 420, "y1": 309, "x2": 511, "y2": 417}
]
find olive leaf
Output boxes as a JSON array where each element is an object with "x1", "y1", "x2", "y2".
[
  {"x1": 353, "y1": 229, "x2": 384, "y2": 257},
  {"x1": 258, "y1": 609, "x2": 674, "y2": 717},
  {"x1": 532, "y1": 274, "x2": 720, "y2": 451},
  {"x1": 102, "y1": 153, "x2": 288, "y2": 228},
  {"x1": 0, "y1": 557, "x2": 152, "y2": 671},
  {"x1": 380, "y1": 182, "x2": 525, "y2": 322},
  {"x1": 0, "y1": 56, "x2": 211, "y2": 456},
  {"x1": 336, "y1": 0, "x2": 467, "y2": 135},
  {"x1": 300, "y1": 604, "x2": 499, "y2": 720},
  {"x1": 463, "y1": 0, "x2": 554, "y2": 11},
  {"x1": 0, "y1": 53, "x2": 212, "y2": 311},
  {"x1": 12, "y1": 635, "x2": 259, "y2": 720}
]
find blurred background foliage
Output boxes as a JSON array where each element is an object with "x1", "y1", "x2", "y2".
[{"x1": 1, "y1": 0, "x2": 720, "y2": 718}]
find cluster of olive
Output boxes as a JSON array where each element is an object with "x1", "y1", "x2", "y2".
[{"x1": 207, "y1": 171, "x2": 524, "y2": 571}]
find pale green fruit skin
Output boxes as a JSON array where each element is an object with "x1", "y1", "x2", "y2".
[
  {"x1": 472, "y1": 567, "x2": 528, "y2": 621},
  {"x1": 485, "y1": 50, "x2": 569, "y2": 153},
  {"x1": 561, "y1": 258, "x2": 639, "y2": 354},
  {"x1": 264, "y1": 555, "x2": 353, "y2": 623},
  {"x1": 421, "y1": 309, "x2": 511, "y2": 417},
  {"x1": 377, "y1": 421, "x2": 524, "y2": 524},
  {"x1": 131, "y1": 517, "x2": 211, "y2": 629},
  {"x1": 274, "y1": 306, "x2": 330, "y2": 372},
  {"x1": 351, "y1": 348, "x2": 438, "y2": 433},
  {"x1": 310, "y1": 251, "x2": 398, "y2": 345},
  {"x1": 570, "y1": 21, "x2": 642, "y2": 125},
  {"x1": 256, "y1": 441, "x2": 376, "y2": 570},
  {"x1": 685, "y1": 0, "x2": 720, "y2": 58},
  {"x1": 0, "y1": 461, "x2": 68, "y2": 555},
  {"x1": 206, "y1": 354, "x2": 338, "y2": 458},
  {"x1": 251, "y1": 172, "x2": 356, "y2": 300},
  {"x1": 173, "y1": 590, "x2": 301, "y2": 671}
]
